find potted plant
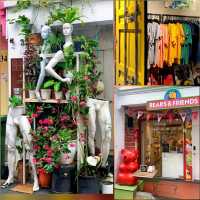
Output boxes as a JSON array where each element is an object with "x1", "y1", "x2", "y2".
[
  {"x1": 41, "y1": 80, "x2": 53, "y2": 100},
  {"x1": 9, "y1": 95, "x2": 25, "y2": 115},
  {"x1": 25, "y1": 82, "x2": 36, "y2": 99},
  {"x1": 78, "y1": 155, "x2": 101, "y2": 194},
  {"x1": 8, "y1": 15, "x2": 32, "y2": 39},
  {"x1": 47, "y1": 7, "x2": 83, "y2": 26},
  {"x1": 52, "y1": 128, "x2": 77, "y2": 165},
  {"x1": 32, "y1": 123, "x2": 60, "y2": 188}
]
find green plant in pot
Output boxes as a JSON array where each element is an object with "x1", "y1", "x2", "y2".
[
  {"x1": 52, "y1": 128, "x2": 77, "y2": 165},
  {"x1": 9, "y1": 95, "x2": 25, "y2": 115},
  {"x1": 41, "y1": 79, "x2": 54, "y2": 100},
  {"x1": 25, "y1": 82, "x2": 36, "y2": 99},
  {"x1": 42, "y1": 79, "x2": 63, "y2": 100},
  {"x1": 8, "y1": 15, "x2": 32, "y2": 39},
  {"x1": 32, "y1": 125, "x2": 59, "y2": 188}
]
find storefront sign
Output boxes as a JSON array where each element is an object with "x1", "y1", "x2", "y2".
[
  {"x1": 164, "y1": 88, "x2": 181, "y2": 100},
  {"x1": 147, "y1": 96, "x2": 200, "y2": 111}
]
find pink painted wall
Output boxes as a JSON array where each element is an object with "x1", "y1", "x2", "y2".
[{"x1": 0, "y1": 0, "x2": 7, "y2": 50}]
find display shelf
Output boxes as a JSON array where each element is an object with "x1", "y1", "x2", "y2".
[
  {"x1": 133, "y1": 169, "x2": 158, "y2": 178},
  {"x1": 24, "y1": 98, "x2": 67, "y2": 104}
]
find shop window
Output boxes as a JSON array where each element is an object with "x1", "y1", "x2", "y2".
[{"x1": 125, "y1": 107, "x2": 194, "y2": 181}]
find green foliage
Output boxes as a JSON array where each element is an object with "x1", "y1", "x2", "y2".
[
  {"x1": 16, "y1": 0, "x2": 31, "y2": 11},
  {"x1": 8, "y1": 15, "x2": 32, "y2": 37},
  {"x1": 9, "y1": 96, "x2": 23, "y2": 108},
  {"x1": 43, "y1": 79, "x2": 55, "y2": 89},
  {"x1": 48, "y1": 7, "x2": 82, "y2": 25},
  {"x1": 46, "y1": 32, "x2": 64, "y2": 52},
  {"x1": 25, "y1": 82, "x2": 36, "y2": 90},
  {"x1": 43, "y1": 80, "x2": 62, "y2": 91}
]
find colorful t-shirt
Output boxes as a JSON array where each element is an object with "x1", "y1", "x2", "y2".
[{"x1": 181, "y1": 23, "x2": 192, "y2": 65}]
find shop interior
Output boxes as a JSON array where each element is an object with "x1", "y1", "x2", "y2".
[
  {"x1": 124, "y1": 107, "x2": 198, "y2": 181},
  {"x1": 147, "y1": 0, "x2": 200, "y2": 86}
]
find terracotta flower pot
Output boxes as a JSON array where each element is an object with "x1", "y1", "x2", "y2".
[
  {"x1": 28, "y1": 33, "x2": 42, "y2": 46},
  {"x1": 39, "y1": 172, "x2": 52, "y2": 188}
]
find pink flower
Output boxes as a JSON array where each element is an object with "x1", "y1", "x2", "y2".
[
  {"x1": 36, "y1": 106, "x2": 42, "y2": 112},
  {"x1": 43, "y1": 126, "x2": 49, "y2": 132},
  {"x1": 28, "y1": 118, "x2": 33, "y2": 124},
  {"x1": 80, "y1": 101, "x2": 87, "y2": 107},
  {"x1": 71, "y1": 96, "x2": 78, "y2": 103},
  {"x1": 32, "y1": 158, "x2": 37, "y2": 164},
  {"x1": 69, "y1": 143, "x2": 76, "y2": 148},
  {"x1": 39, "y1": 120, "x2": 43, "y2": 125},
  {"x1": 45, "y1": 157, "x2": 52, "y2": 164}
]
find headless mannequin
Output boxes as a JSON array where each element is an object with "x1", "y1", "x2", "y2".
[
  {"x1": 87, "y1": 98, "x2": 112, "y2": 167},
  {"x1": 35, "y1": 24, "x2": 73, "y2": 101},
  {"x1": 3, "y1": 107, "x2": 39, "y2": 192},
  {"x1": 45, "y1": 23, "x2": 73, "y2": 85}
]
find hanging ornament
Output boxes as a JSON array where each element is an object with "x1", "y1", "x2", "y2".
[
  {"x1": 146, "y1": 112, "x2": 153, "y2": 121},
  {"x1": 167, "y1": 111, "x2": 174, "y2": 124},
  {"x1": 192, "y1": 111, "x2": 199, "y2": 121},
  {"x1": 137, "y1": 111, "x2": 144, "y2": 120},
  {"x1": 180, "y1": 112, "x2": 187, "y2": 122},
  {"x1": 157, "y1": 113, "x2": 163, "y2": 123}
]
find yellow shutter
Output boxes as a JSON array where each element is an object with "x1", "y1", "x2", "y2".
[{"x1": 115, "y1": 0, "x2": 145, "y2": 85}]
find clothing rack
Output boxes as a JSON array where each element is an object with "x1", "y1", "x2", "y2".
[{"x1": 148, "y1": 13, "x2": 200, "y2": 23}]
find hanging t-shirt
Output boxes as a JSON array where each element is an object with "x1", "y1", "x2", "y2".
[
  {"x1": 176, "y1": 23, "x2": 185, "y2": 64},
  {"x1": 147, "y1": 22, "x2": 160, "y2": 69},
  {"x1": 155, "y1": 24, "x2": 169, "y2": 68},
  {"x1": 181, "y1": 23, "x2": 192, "y2": 65},
  {"x1": 189, "y1": 23, "x2": 199, "y2": 65}
]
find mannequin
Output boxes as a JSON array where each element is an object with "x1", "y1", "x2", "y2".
[
  {"x1": 35, "y1": 25, "x2": 51, "y2": 100},
  {"x1": 35, "y1": 24, "x2": 73, "y2": 101},
  {"x1": 87, "y1": 98, "x2": 112, "y2": 167},
  {"x1": 2, "y1": 107, "x2": 39, "y2": 192},
  {"x1": 44, "y1": 23, "x2": 74, "y2": 84}
]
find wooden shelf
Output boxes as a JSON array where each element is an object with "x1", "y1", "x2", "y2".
[
  {"x1": 133, "y1": 169, "x2": 158, "y2": 179},
  {"x1": 24, "y1": 98, "x2": 67, "y2": 104}
]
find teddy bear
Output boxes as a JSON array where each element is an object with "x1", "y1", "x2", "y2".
[{"x1": 117, "y1": 149, "x2": 139, "y2": 185}]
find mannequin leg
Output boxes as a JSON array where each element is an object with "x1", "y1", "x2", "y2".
[
  {"x1": 98, "y1": 102, "x2": 112, "y2": 167},
  {"x1": 17, "y1": 116, "x2": 39, "y2": 191},
  {"x1": 4, "y1": 124, "x2": 17, "y2": 185},
  {"x1": 35, "y1": 59, "x2": 46, "y2": 101},
  {"x1": 88, "y1": 101, "x2": 96, "y2": 156}
]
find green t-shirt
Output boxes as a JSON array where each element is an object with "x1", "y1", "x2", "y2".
[{"x1": 181, "y1": 23, "x2": 192, "y2": 65}]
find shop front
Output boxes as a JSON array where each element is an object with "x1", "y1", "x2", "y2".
[{"x1": 114, "y1": 86, "x2": 200, "y2": 199}]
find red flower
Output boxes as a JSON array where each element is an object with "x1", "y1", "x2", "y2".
[
  {"x1": 31, "y1": 113, "x2": 38, "y2": 118},
  {"x1": 84, "y1": 75, "x2": 89, "y2": 80},
  {"x1": 44, "y1": 145, "x2": 50, "y2": 150},
  {"x1": 71, "y1": 96, "x2": 78, "y2": 103},
  {"x1": 45, "y1": 157, "x2": 52, "y2": 164},
  {"x1": 48, "y1": 118, "x2": 54, "y2": 125},
  {"x1": 69, "y1": 143, "x2": 76, "y2": 148},
  {"x1": 38, "y1": 168, "x2": 46, "y2": 174},
  {"x1": 28, "y1": 117, "x2": 33, "y2": 124},
  {"x1": 47, "y1": 149, "x2": 53, "y2": 157},
  {"x1": 36, "y1": 106, "x2": 42, "y2": 112},
  {"x1": 80, "y1": 101, "x2": 87, "y2": 107},
  {"x1": 33, "y1": 145, "x2": 40, "y2": 151},
  {"x1": 39, "y1": 120, "x2": 43, "y2": 125}
]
